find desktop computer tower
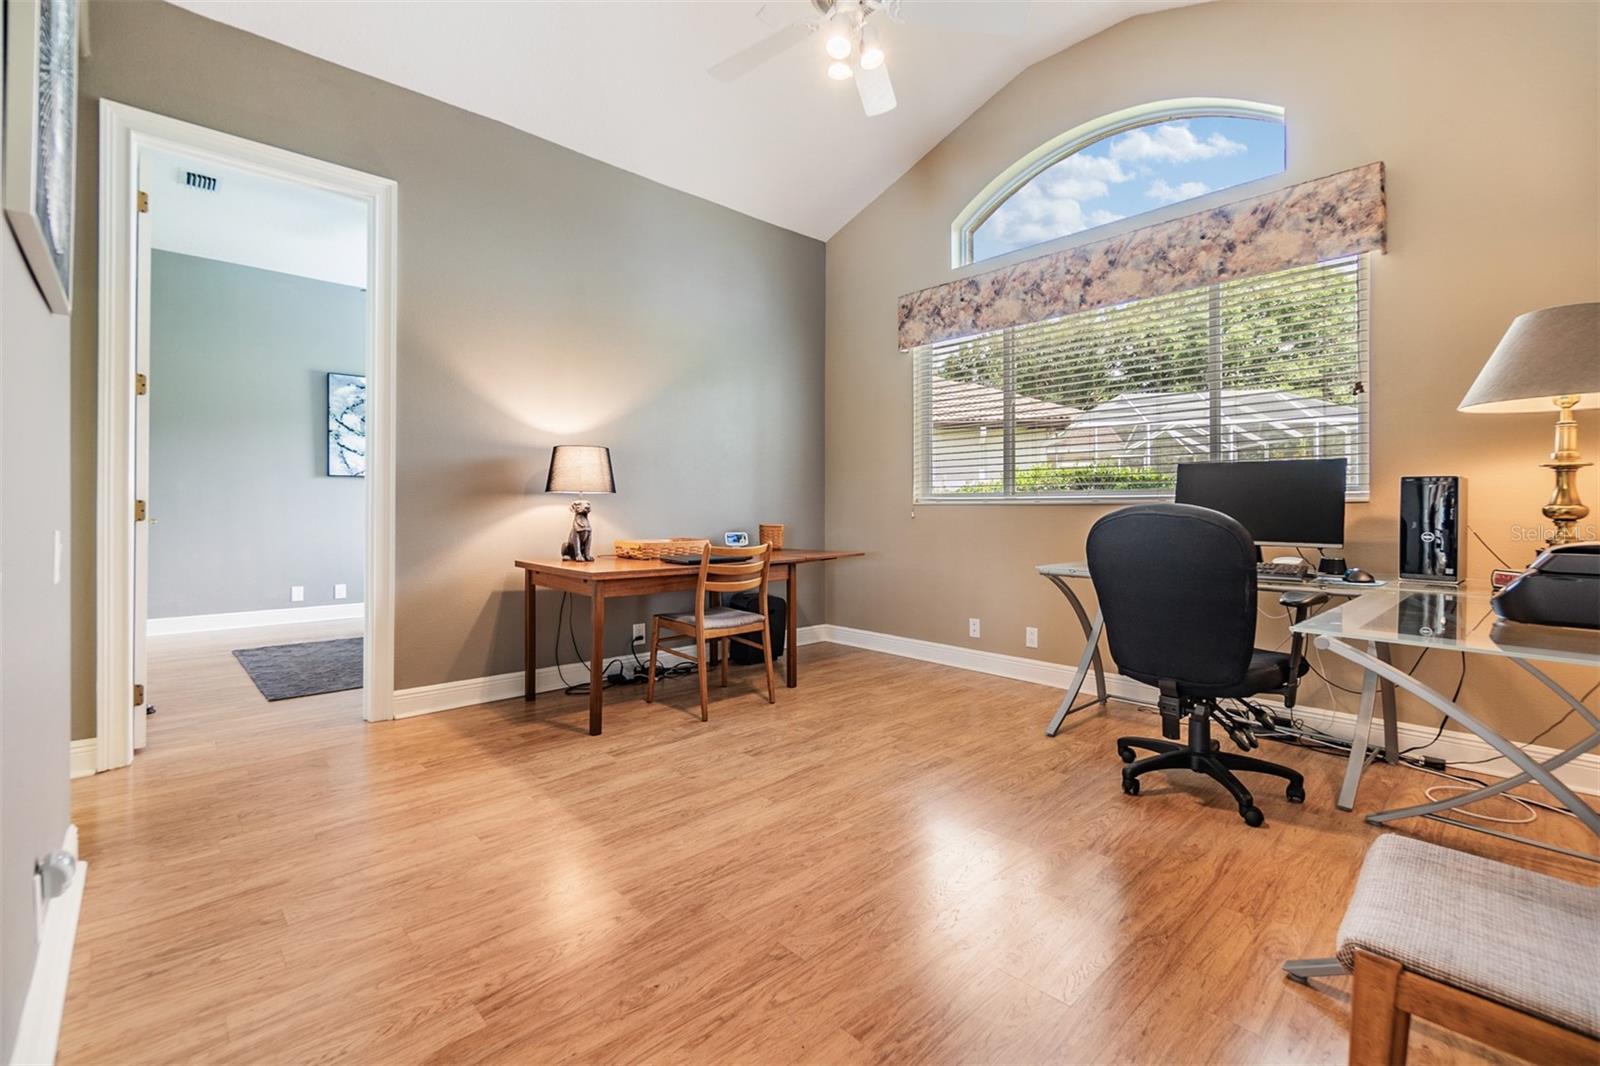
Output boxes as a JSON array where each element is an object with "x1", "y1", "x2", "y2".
[{"x1": 1400, "y1": 476, "x2": 1464, "y2": 584}]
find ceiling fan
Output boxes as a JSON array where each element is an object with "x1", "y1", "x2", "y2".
[{"x1": 708, "y1": 0, "x2": 1032, "y2": 117}]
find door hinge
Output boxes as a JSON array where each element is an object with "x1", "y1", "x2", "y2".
[
  {"x1": 133, "y1": 683, "x2": 145, "y2": 706},
  {"x1": 134, "y1": 499, "x2": 147, "y2": 522},
  {"x1": 137, "y1": 190, "x2": 149, "y2": 213},
  {"x1": 135, "y1": 372, "x2": 148, "y2": 396}
]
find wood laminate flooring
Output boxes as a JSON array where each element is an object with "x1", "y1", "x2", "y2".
[{"x1": 62, "y1": 629, "x2": 1597, "y2": 1064}]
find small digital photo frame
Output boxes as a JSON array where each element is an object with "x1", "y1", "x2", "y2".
[{"x1": 724, "y1": 531, "x2": 750, "y2": 547}]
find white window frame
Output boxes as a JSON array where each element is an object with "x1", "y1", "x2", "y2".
[
  {"x1": 912, "y1": 258, "x2": 1371, "y2": 506},
  {"x1": 951, "y1": 98, "x2": 1286, "y2": 269}
]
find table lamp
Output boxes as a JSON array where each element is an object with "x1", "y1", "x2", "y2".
[
  {"x1": 1459, "y1": 302, "x2": 1599, "y2": 547},
  {"x1": 545, "y1": 445, "x2": 615, "y2": 562}
]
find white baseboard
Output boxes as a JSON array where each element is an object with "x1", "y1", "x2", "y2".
[
  {"x1": 814, "y1": 624, "x2": 1600, "y2": 797},
  {"x1": 9, "y1": 826, "x2": 86, "y2": 1066},
  {"x1": 391, "y1": 625, "x2": 827, "y2": 720},
  {"x1": 147, "y1": 603, "x2": 364, "y2": 636},
  {"x1": 69, "y1": 739, "x2": 97, "y2": 780}
]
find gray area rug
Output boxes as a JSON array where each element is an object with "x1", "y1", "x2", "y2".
[{"x1": 232, "y1": 638, "x2": 363, "y2": 701}]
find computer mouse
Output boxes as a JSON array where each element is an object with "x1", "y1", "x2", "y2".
[{"x1": 1344, "y1": 567, "x2": 1376, "y2": 584}]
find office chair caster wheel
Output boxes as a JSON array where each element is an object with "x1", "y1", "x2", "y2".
[
  {"x1": 1117, "y1": 745, "x2": 1136, "y2": 764},
  {"x1": 1122, "y1": 775, "x2": 1140, "y2": 796},
  {"x1": 1286, "y1": 783, "x2": 1306, "y2": 804},
  {"x1": 1240, "y1": 805, "x2": 1265, "y2": 828}
]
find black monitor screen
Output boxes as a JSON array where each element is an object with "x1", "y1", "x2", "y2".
[{"x1": 1174, "y1": 459, "x2": 1347, "y2": 547}]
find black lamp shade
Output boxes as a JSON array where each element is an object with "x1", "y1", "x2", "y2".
[{"x1": 544, "y1": 445, "x2": 616, "y2": 494}]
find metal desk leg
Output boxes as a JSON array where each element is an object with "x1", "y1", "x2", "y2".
[
  {"x1": 1368, "y1": 729, "x2": 1600, "y2": 826},
  {"x1": 1365, "y1": 656, "x2": 1600, "y2": 854},
  {"x1": 1047, "y1": 614, "x2": 1105, "y2": 737},
  {"x1": 1323, "y1": 640, "x2": 1600, "y2": 853},
  {"x1": 1284, "y1": 957, "x2": 1346, "y2": 984},
  {"x1": 1375, "y1": 645, "x2": 1400, "y2": 764},
  {"x1": 1336, "y1": 639, "x2": 1382, "y2": 811},
  {"x1": 1043, "y1": 573, "x2": 1111, "y2": 737}
]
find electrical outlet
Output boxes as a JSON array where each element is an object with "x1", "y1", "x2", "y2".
[
  {"x1": 1025, "y1": 626, "x2": 1039, "y2": 649},
  {"x1": 291, "y1": 585, "x2": 304, "y2": 603},
  {"x1": 334, "y1": 583, "x2": 348, "y2": 600},
  {"x1": 968, "y1": 617, "x2": 981, "y2": 639},
  {"x1": 632, "y1": 622, "x2": 646, "y2": 642}
]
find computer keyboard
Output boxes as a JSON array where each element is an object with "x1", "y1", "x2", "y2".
[{"x1": 1256, "y1": 561, "x2": 1310, "y2": 580}]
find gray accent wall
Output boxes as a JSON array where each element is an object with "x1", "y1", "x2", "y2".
[
  {"x1": 148, "y1": 251, "x2": 366, "y2": 618},
  {"x1": 2, "y1": 203, "x2": 75, "y2": 1057},
  {"x1": 71, "y1": 1, "x2": 825, "y2": 738}
]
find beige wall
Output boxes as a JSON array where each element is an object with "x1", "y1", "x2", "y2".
[
  {"x1": 824, "y1": 2, "x2": 1599, "y2": 745},
  {"x1": 71, "y1": 1, "x2": 825, "y2": 738}
]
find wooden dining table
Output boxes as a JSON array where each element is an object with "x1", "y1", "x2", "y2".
[{"x1": 515, "y1": 549, "x2": 862, "y2": 734}]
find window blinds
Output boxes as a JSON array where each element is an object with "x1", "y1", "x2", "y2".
[{"x1": 912, "y1": 256, "x2": 1369, "y2": 502}]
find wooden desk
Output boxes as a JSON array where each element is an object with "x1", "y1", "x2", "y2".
[{"x1": 516, "y1": 550, "x2": 862, "y2": 734}]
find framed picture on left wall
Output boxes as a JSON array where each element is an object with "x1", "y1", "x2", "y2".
[
  {"x1": 3, "y1": 0, "x2": 78, "y2": 314},
  {"x1": 327, "y1": 372, "x2": 367, "y2": 477}
]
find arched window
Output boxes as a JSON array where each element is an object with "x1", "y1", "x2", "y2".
[{"x1": 953, "y1": 99, "x2": 1286, "y2": 267}]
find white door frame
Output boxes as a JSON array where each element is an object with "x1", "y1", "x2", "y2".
[{"x1": 95, "y1": 100, "x2": 398, "y2": 771}]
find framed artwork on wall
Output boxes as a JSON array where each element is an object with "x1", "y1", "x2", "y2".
[
  {"x1": 3, "y1": 0, "x2": 78, "y2": 314},
  {"x1": 327, "y1": 372, "x2": 366, "y2": 477}
]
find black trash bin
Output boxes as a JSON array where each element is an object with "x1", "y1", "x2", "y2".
[{"x1": 726, "y1": 592, "x2": 786, "y2": 665}]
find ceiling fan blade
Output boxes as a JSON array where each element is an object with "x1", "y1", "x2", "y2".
[
  {"x1": 707, "y1": 22, "x2": 817, "y2": 82},
  {"x1": 855, "y1": 59, "x2": 897, "y2": 116},
  {"x1": 890, "y1": 0, "x2": 1030, "y2": 36}
]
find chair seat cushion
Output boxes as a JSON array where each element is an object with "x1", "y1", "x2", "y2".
[
  {"x1": 1336, "y1": 835, "x2": 1600, "y2": 1037},
  {"x1": 1125, "y1": 649, "x2": 1309, "y2": 698},
  {"x1": 657, "y1": 606, "x2": 764, "y2": 630}
]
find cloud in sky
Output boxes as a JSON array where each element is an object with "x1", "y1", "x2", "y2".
[
  {"x1": 1038, "y1": 153, "x2": 1132, "y2": 204},
  {"x1": 973, "y1": 118, "x2": 1269, "y2": 260},
  {"x1": 1109, "y1": 122, "x2": 1247, "y2": 165},
  {"x1": 984, "y1": 178, "x2": 1124, "y2": 248},
  {"x1": 1146, "y1": 179, "x2": 1210, "y2": 204}
]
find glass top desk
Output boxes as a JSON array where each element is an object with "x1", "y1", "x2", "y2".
[
  {"x1": 1035, "y1": 562, "x2": 1413, "y2": 779},
  {"x1": 1039, "y1": 564, "x2": 1600, "y2": 859},
  {"x1": 1296, "y1": 587, "x2": 1600, "y2": 860}
]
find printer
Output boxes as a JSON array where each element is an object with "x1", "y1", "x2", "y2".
[{"x1": 1491, "y1": 542, "x2": 1600, "y2": 629}]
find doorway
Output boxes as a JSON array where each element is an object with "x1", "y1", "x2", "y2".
[{"x1": 94, "y1": 102, "x2": 397, "y2": 771}]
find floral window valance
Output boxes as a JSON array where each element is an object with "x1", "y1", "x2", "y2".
[{"x1": 899, "y1": 162, "x2": 1386, "y2": 351}]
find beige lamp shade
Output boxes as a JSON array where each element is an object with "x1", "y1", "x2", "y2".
[
  {"x1": 544, "y1": 445, "x2": 615, "y2": 494},
  {"x1": 1459, "y1": 302, "x2": 1600, "y2": 414}
]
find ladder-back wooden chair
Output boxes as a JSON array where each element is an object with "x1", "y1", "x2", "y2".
[{"x1": 646, "y1": 543, "x2": 776, "y2": 721}]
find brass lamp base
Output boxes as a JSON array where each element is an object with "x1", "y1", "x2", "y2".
[{"x1": 1541, "y1": 395, "x2": 1591, "y2": 547}]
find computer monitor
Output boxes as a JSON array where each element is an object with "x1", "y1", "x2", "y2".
[{"x1": 1174, "y1": 458, "x2": 1347, "y2": 548}]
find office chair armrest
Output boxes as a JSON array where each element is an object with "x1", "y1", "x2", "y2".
[
  {"x1": 1278, "y1": 591, "x2": 1328, "y2": 709},
  {"x1": 1278, "y1": 590, "x2": 1330, "y2": 620}
]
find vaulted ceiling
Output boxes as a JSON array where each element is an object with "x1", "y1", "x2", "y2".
[{"x1": 173, "y1": 0, "x2": 1195, "y2": 239}]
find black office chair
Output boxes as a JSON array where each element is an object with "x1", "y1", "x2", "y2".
[{"x1": 1087, "y1": 503, "x2": 1327, "y2": 827}]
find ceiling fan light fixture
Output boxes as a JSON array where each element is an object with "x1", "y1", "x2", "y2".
[
  {"x1": 859, "y1": 23, "x2": 884, "y2": 70},
  {"x1": 824, "y1": 10, "x2": 852, "y2": 59},
  {"x1": 827, "y1": 59, "x2": 854, "y2": 80}
]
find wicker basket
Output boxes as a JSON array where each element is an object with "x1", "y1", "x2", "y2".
[
  {"x1": 614, "y1": 538, "x2": 710, "y2": 560},
  {"x1": 758, "y1": 524, "x2": 785, "y2": 549}
]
